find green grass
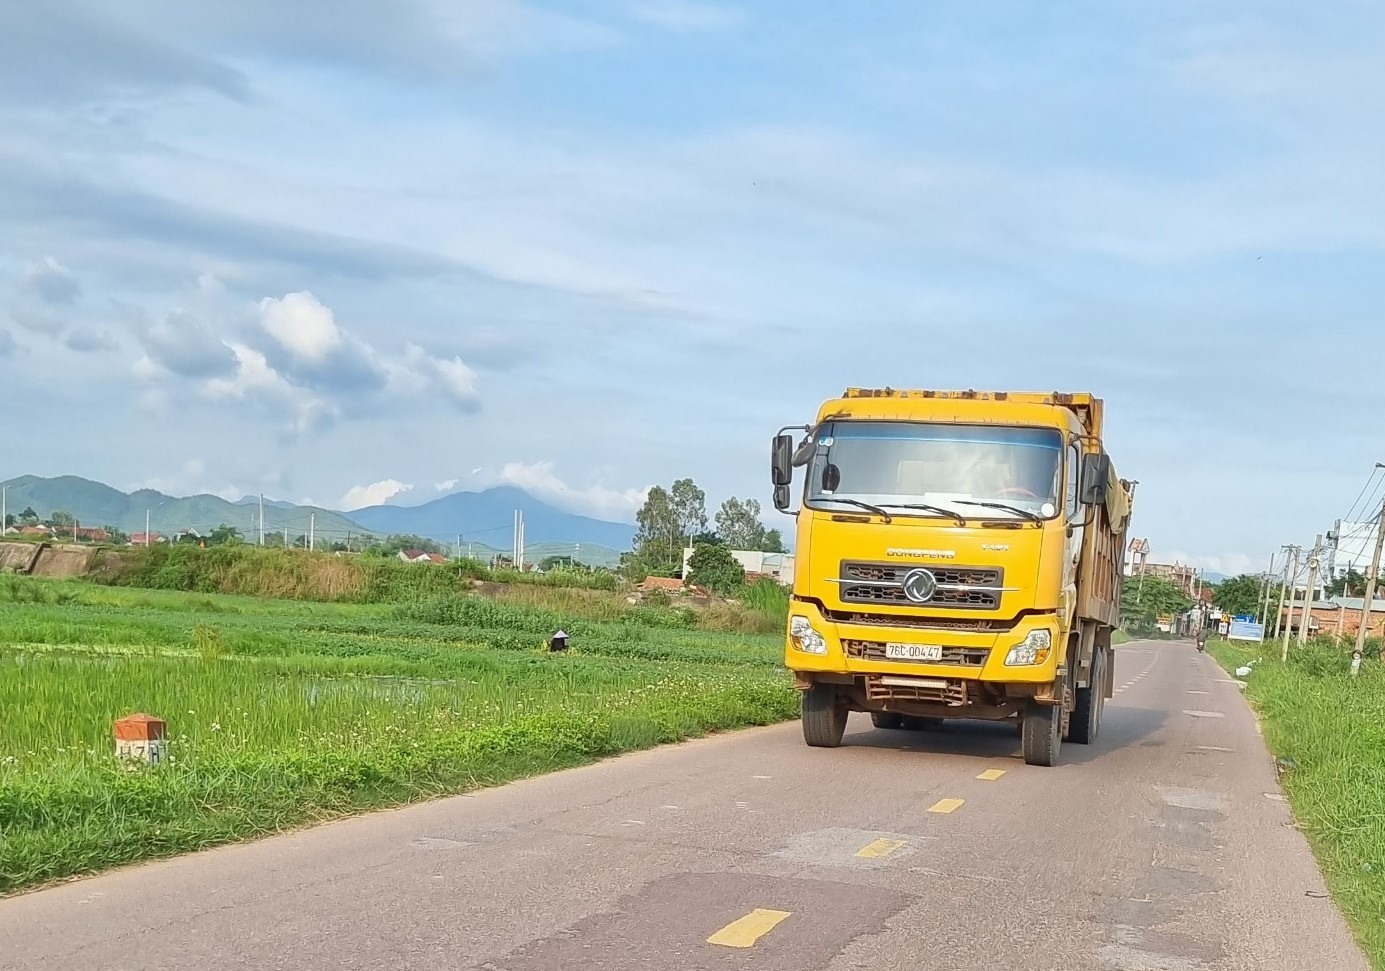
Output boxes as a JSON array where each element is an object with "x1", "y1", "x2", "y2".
[
  {"x1": 1208, "y1": 636, "x2": 1385, "y2": 968},
  {"x1": 0, "y1": 575, "x2": 794, "y2": 896}
]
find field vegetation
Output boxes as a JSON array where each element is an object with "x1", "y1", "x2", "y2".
[{"x1": 0, "y1": 569, "x2": 793, "y2": 895}]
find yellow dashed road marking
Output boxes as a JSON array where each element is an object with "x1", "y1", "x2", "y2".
[
  {"x1": 707, "y1": 909, "x2": 792, "y2": 948},
  {"x1": 928, "y1": 798, "x2": 965, "y2": 814},
  {"x1": 976, "y1": 769, "x2": 1006, "y2": 781},
  {"x1": 855, "y1": 838, "x2": 908, "y2": 859}
]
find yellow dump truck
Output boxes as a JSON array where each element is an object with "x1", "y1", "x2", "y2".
[{"x1": 770, "y1": 389, "x2": 1133, "y2": 766}]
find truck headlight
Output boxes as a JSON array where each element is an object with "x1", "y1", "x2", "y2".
[
  {"x1": 1005, "y1": 628, "x2": 1052, "y2": 666},
  {"x1": 789, "y1": 616, "x2": 828, "y2": 655}
]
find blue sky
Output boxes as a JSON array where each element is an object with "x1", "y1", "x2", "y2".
[{"x1": 2, "y1": 1, "x2": 1382, "y2": 574}]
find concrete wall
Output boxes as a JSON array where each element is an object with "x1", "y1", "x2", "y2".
[
  {"x1": 0, "y1": 541, "x2": 97, "y2": 577},
  {"x1": 0, "y1": 542, "x2": 43, "y2": 574}
]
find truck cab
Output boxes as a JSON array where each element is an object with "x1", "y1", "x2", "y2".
[{"x1": 770, "y1": 389, "x2": 1134, "y2": 766}]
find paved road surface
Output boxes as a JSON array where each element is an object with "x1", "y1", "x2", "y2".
[{"x1": 0, "y1": 640, "x2": 1370, "y2": 971}]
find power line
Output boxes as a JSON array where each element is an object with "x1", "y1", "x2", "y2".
[{"x1": 1345, "y1": 465, "x2": 1385, "y2": 524}]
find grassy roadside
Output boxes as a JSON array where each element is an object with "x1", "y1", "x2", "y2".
[
  {"x1": 1207, "y1": 637, "x2": 1385, "y2": 968},
  {"x1": 0, "y1": 577, "x2": 795, "y2": 896}
]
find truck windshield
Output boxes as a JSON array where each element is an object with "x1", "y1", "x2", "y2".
[{"x1": 805, "y1": 421, "x2": 1063, "y2": 520}]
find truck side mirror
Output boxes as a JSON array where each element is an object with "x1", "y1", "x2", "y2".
[
  {"x1": 1080, "y1": 451, "x2": 1112, "y2": 505},
  {"x1": 773, "y1": 484, "x2": 791, "y2": 511},
  {"x1": 771, "y1": 434, "x2": 794, "y2": 486}
]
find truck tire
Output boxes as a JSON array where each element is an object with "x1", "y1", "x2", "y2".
[
  {"x1": 870, "y1": 712, "x2": 904, "y2": 730},
  {"x1": 802, "y1": 683, "x2": 847, "y2": 747},
  {"x1": 1022, "y1": 699, "x2": 1062, "y2": 767},
  {"x1": 1067, "y1": 647, "x2": 1105, "y2": 745}
]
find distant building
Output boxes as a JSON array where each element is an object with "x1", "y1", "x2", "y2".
[{"x1": 128, "y1": 532, "x2": 164, "y2": 546}]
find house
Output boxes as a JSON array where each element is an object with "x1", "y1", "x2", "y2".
[
  {"x1": 19, "y1": 526, "x2": 52, "y2": 537},
  {"x1": 398, "y1": 550, "x2": 448, "y2": 565},
  {"x1": 128, "y1": 532, "x2": 164, "y2": 546},
  {"x1": 73, "y1": 527, "x2": 110, "y2": 543},
  {"x1": 1277, "y1": 595, "x2": 1385, "y2": 640}
]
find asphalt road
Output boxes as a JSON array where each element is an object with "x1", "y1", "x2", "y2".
[{"x1": 0, "y1": 640, "x2": 1370, "y2": 971}]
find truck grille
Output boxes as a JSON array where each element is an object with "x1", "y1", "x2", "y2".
[
  {"x1": 838, "y1": 561, "x2": 1004, "y2": 611},
  {"x1": 864, "y1": 675, "x2": 967, "y2": 706},
  {"x1": 826, "y1": 609, "x2": 1011, "y2": 632},
  {"x1": 844, "y1": 640, "x2": 989, "y2": 666}
]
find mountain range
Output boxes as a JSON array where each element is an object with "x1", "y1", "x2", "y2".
[{"x1": 0, "y1": 476, "x2": 638, "y2": 562}]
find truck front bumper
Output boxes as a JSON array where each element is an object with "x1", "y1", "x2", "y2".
[{"x1": 783, "y1": 599, "x2": 1061, "y2": 685}]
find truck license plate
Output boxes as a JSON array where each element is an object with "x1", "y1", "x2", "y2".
[{"x1": 885, "y1": 643, "x2": 943, "y2": 661}]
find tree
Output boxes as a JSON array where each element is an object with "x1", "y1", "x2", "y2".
[
  {"x1": 49, "y1": 510, "x2": 76, "y2": 528},
  {"x1": 715, "y1": 497, "x2": 768, "y2": 550},
  {"x1": 1120, "y1": 575, "x2": 1194, "y2": 634},
  {"x1": 763, "y1": 528, "x2": 786, "y2": 554},
  {"x1": 1212, "y1": 574, "x2": 1262, "y2": 618},
  {"x1": 104, "y1": 525, "x2": 130, "y2": 546},
  {"x1": 1328, "y1": 568, "x2": 1367, "y2": 598},
  {"x1": 633, "y1": 485, "x2": 682, "y2": 576},
  {"x1": 633, "y1": 478, "x2": 710, "y2": 577},
  {"x1": 207, "y1": 524, "x2": 244, "y2": 546},
  {"x1": 2, "y1": 513, "x2": 14, "y2": 529},
  {"x1": 687, "y1": 542, "x2": 745, "y2": 594},
  {"x1": 669, "y1": 478, "x2": 707, "y2": 543},
  {"x1": 18, "y1": 507, "x2": 39, "y2": 527},
  {"x1": 376, "y1": 534, "x2": 444, "y2": 556}
]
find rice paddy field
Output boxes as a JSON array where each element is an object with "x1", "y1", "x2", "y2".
[{"x1": 0, "y1": 574, "x2": 795, "y2": 896}]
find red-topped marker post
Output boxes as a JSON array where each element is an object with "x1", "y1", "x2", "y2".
[{"x1": 114, "y1": 713, "x2": 167, "y2": 767}]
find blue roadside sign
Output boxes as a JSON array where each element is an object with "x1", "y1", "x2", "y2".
[{"x1": 1228, "y1": 619, "x2": 1265, "y2": 642}]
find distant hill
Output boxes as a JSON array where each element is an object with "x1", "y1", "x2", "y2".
[
  {"x1": 0, "y1": 476, "x2": 637, "y2": 564},
  {"x1": 0, "y1": 475, "x2": 372, "y2": 541},
  {"x1": 348, "y1": 486, "x2": 636, "y2": 554}
]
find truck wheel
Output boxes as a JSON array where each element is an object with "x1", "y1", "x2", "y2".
[
  {"x1": 802, "y1": 683, "x2": 847, "y2": 747},
  {"x1": 871, "y1": 712, "x2": 904, "y2": 730},
  {"x1": 1067, "y1": 647, "x2": 1105, "y2": 745},
  {"x1": 901, "y1": 716, "x2": 944, "y2": 730},
  {"x1": 1022, "y1": 699, "x2": 1062, "y2": 766}
]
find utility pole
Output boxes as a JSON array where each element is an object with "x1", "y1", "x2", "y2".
[
  {"x1": 1257, "y1": 553, "x2": 1277, "y2": 625},
  {"x1": 259, "y1": 494, "x2": 265, "y2": 546},
  {"x1": 309, "y1": 513, "x2": 315, "y2": 552},
  {"x1": 1353, "y1": 493, "x2": 1385, "y2": 677},
  {"x1": 2, "y1": 484, "x2": 7, "y2": 537},
  {"x1": 1298, "y1": 534, "x2": 1322, "y2": 647},
  {"x1": 1272, "y1": 547, "x2": 1294, "y2": 638},
  {"x1": 145, "y1": 509, "x2": 151, "y2": 546},
  {"x1": 1281, "y1": 545, "x2": 1301, "y2": 660}
]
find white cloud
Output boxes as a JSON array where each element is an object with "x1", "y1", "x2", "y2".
[
  {"x1": 478, "y1": 460, "x2": 649, "y2": 521},
  {"x1": 338, "y1": 479, "x2": 413, "y2": 510},
  {"x1": 202, "y1": 341, "x2": 338, "y2": 436},
  {"x1": 259, "y1": 291, "x2": 342, "y2": 363},
  {"x1": 396, "y1": 343, "x2": 481, "y2": 409},
  {"x1": 434, "y1": 478, "x2": 459, "y2": 492}
]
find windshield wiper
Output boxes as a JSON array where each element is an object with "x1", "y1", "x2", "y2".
[
  {"x1": 953, "y1": 500, "x2": 1042, "y2": 523},
  {"x1": 879, "y1": 503, "x2": 968, "y2": 526},
  {"x1": 815, "y1": 497, "x2": 893, "y2": 523}
]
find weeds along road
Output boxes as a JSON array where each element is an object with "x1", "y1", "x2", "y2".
[{"x1": 0, "y1": 640, "x2": 1368, "y2": 971}]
